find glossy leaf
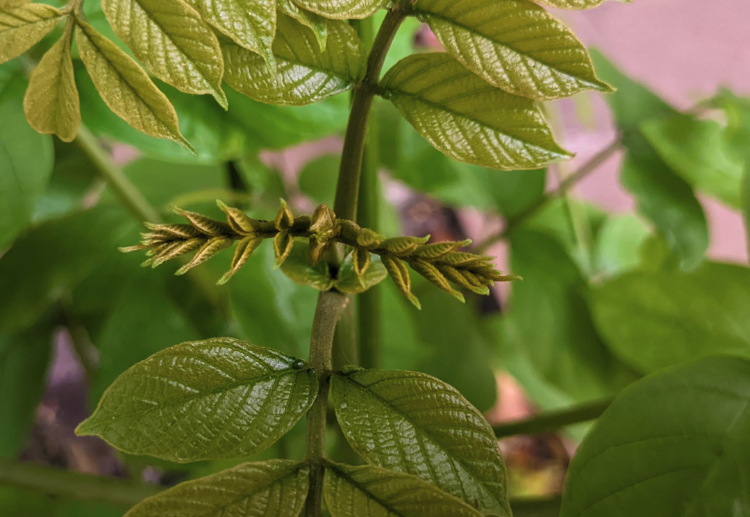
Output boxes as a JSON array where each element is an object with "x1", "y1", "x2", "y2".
[
  {"x1": 416, "y1": 0, "x2": 611, "y2": 101},
  {"x1": 331, "y1": 368, "x2": 511, "y2": 515},
  {"x1": 101, "y1": 0, "x2": 227, "y2": 107},
  {"x1": 562, "y1": 355, "x2": 750, "y2": 517},
  {"x1": 278, "y1": 0, "x2": 327, "y2": 50},
  {"x1": 0, "y1": 3, "x2": 64, "y2": 64},
  {"x1": 125, "y1": 460, "x2": 309, "y2": 517},
  {"x1": 183, "y1": 0, "x2": 275, "y2": 73},
  {"x1": 591, "y1": 262, "x2": 750, "y2": 373},
  {"x1": 222, "y1": 14, "x2": 364, "y2": 106},
  {"x1": 75, "y1": 20, "x2": 192, "y2": 150},
  {"x1": 0, "y1": 74, "x2": 54, "y2": 248},
  {"x1": 77, "y1": 338, "x2": 317, "y2": 462},
  {"x1": 23, "y1": 20, "x2": 80, "y2": 142},
  {"x1": 381, "y1": 53, "x2": 571, "y2": 171},
  {"x1": 291, "y1": 0, "x2": 388, "y2": 20},
  {"x1": 325, "y1": 463, "x2": 485, "y2": 517}
]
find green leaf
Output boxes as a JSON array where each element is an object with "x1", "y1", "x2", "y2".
[
  {"x1": 535, "y1": 0, "x2": 621, "y2": 8},
  {"x1": 280, "y1": 239, "x2": 334, "y2": 291},
  {"x1": 0, "y1": 3, "x2": 64, "y2": 64},
  {"x1": 291, "y1": 0, "x2": 388, "y2": 20},
  {"x1": 325, "y1": 462, "x2": 485, "y2": 517},
  {"x1": 509, "y1": 230, "x2": 638, "y2": 400},
  {"x1": 331, "y1": 368, "x2": 511, "y2": 515},
  {"x1": 381, "y1": 53, "x2": 571, "y2": 171},
  {"x1": 591, "y1": 262, "x2": 750, "y2": 373},
  {"x1": 101, "y1": 0, "x2": 227, "y2": 107},
  {"x1": 76, "y1": 338, "x2": 317, "y2": 462},
  {"x1": 23, "y1": 20, "x2": 80, "y2": 142},
  {"x1": 278, "y1": 0, "x2": 327, "y2": 50},
  {"x1": 0, "y1": 324, "x2": 52, "y2": 457},
  {"x1": 593, "y1": 214, "x2": 651, "y2": 277},
  {"x1": 222, "y1": 14, "x2": 364, "y2": 106},
  {"x1": 561, "y1": 355, "x2": 750, "y2": 517},
  {"x1": 0, "y1": 73, "x2": 54, "y2": 248},
  {"x1": 415, "y1": 0, "x2": 611, "y2": 101},
  {"x1": 620, "y1": 133, "x2": 708, "y2": 271},
  {"x1": 642, "y1": 114, "x2": 745, "y2": 208},
  {"x1": 125, "y1": 460, "x2": 309, "y2": 517},
  {"x1": 298, "y1": 154, "x2": 339, "y2": 204},
  {"x1": 336, "y1": 252, "x2": 387, "y2": 294},
  {"x1": 744, "y1": 161, "x2": 750, "y2": 262}
]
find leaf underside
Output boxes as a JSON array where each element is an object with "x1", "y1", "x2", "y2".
[
  {"x1": 0, "y1": 3, "x2": 64, "y2": 64},
  {"x1": 291, "y1": 0, "x2": 388, "y2": 20}
]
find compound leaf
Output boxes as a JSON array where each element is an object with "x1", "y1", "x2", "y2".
[
  {"x1": 331, "y1": 368, "x2": 511, "y2": 515},
  {"x1": 324, "y1": 463, "x2": 485, "y2": 517},
  {"x1": 415, "y1": 0, "x2": 611, "y2": 100},
  {"x1": 0, "y1": 3, "x2": 64, "y2": 64},
  {"x1": 101, "y1": 0, "x2": 227, "y2": 107},
  {"x1": 23, "y1": 20, "x2": 80, "y2": 142},
  {"x1": 75, "y1": 19, "x2": 192, "y2": 150},
  {"x1": 222, "y1": 14, "x2": 364, "y2": 106},
  {"x1": 562, "y1": 355, "x2": 750, "y2": 517},
  {"x1": 291, "y1": 0, "x2": 388, "y2": 20},
  {"x1": 125, "y1": 460, "x2": 309, "y2": 517},
  {"x1": 381, "y1": 53, "x2": 571, "y2": 171},
  {"x1": 76, "y1": 338, "x2": 317, "y2": 462}
]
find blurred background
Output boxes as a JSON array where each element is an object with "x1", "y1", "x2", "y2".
[{"x1": 1, "y1": 0, "x2": 749, "y2": 514}]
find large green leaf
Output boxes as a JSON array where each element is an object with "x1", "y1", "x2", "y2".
[
  {"x1": 277, "y1": 0, "x2": 327, "y2": 50},
  {"x1": 331, "y1": 368, "x2": 511, "y2": 515},
  {"x1": 381, "y1": 53, "x2": 571, "y2": 171},
  {"x1": 76, "y1": 338, "x2": 317, "y2": 462},
  {"x1": 124, "y1": 460, "x2": 309, "y2": 517},
  {"x1": 183, "y1": 0, "x2": 275, "y2": 73},
  {"x1": 222, "y1": 14, "x2": 364, "y2": 106},
  {"x1": 0, "y1": 3, "x2": 64, "y2": 64},
  {"x1": 591, "y1": 262, "x2": 750, "y2": 373},
  {"x1": 592, "y1": 214, "x2": 651, "y2": 277},
  {"x1": 324, "y1": 462, "x2": 485, "y2": 517},
  {"x1": 415, "y1": 0, "x2": 611, "y2": 101},
  {"x1": 0, "y1": 73, "x2": 54, "y2": 248},
  {"x1": 291, "y1": 0, "x2": 388, "y2": 20},
  {"x1": 101, "y1": 0, "x2": 227, "y2": 106},
  {"x1": 0, "y1": 324, "x2": 52, "y2": 457},
  {"x1": 562, "y1": 355, "x2": 750, "y2": 517},
  {"x1": 642, "y1": 114, "x2": 745, "y2": 208},
  {"x1": 509, "y1": 230, "x2": 638, "y2": 400},
  {"x1": 75, "y1": 20, "x2": 192, "y2": 150}
]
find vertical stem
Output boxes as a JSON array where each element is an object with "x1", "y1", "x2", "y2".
[{"x1": 305, "y1": 291, "x2": 349, "y2": 517}]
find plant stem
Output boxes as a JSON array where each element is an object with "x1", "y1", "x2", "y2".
[
  {"x1": 305, "y1": 291, "x2": 349, "y2": 517},
  {"x1": 476, "y1": 139, "x2": 623, "y2": 253},
  {"x1": 0, "y1": 459, "x2": 161, "y2": 507},
  {"x1": 492, "y1": 397, "x2": 613, "y2": 439}
]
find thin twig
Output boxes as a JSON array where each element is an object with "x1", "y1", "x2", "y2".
[{"x1": 493, "y1": 397, "x2": 613, "y2": 439}]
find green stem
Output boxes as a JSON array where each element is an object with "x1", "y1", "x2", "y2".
[
  {"x1": 305, "y1": 291, "x2": 349, "y2": 517},
  {"x1": 492, "y1": 397, "x2": 613, "y2": 439},
  {"x1": 0, "y1": 459, "x2": 161, "y2": 507}
]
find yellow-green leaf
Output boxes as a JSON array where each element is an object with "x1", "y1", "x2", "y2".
[
  {"x1": 76, "y1": 338, "x2": 317, "y2": 462},
  {"x1": 336, "y1": 253, "x2": 387, "y2": 294},
  {"x1": 23, "y1": 20, "x2": 80, "y2": 142},
  {"x1": 0, "y1": 3, "x2": 64, "y2": 64},
  {"x1": 278, "y1": 0, "x2": 327, "y2": 50},
  {"x1": 222, "y1": 14, "x2": 364, "y2": 106},
  {"x1": 280, "y1": 239, "x2": 334, "y2": 291},
  {"x1": 325, "y1": 462, "x2": 485, "y2": 517},
  {"x1": 101, "y1": 0, "x2": 227, "y2": 107},
  {"x1": 381, "y1": 53, "x2": 571, "y2": 170},
  {"x1": 291, "y1": 0, "x2": 388, "y2": 20},
  {"x1": 331, "y1": 369, "x2": 511, "y2": 515},
  {"x1": 183, "y1": 0, "x2": 276, "y2": 73},
  {"x1": 415, "y1": 0, "x2": 612, "y2": 100},
  {"x1": 125, "y1": 461, "x2": 309, "y2": 517},
  {"x1": 0, "y1": 0, "x2": 31, "y2": 9},
  {"x1": 75, "y1": 19, "x2": 192, "y2": 151},
  {"x1": 536, "y1": 0, "x2": 626, "y2": 9}
]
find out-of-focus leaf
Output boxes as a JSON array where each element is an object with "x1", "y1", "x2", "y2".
[
  {"x1": 0, "y1": 487, "x2": 123, "y2": 517},
  {"x1": 509, "y1": 230, "x2": 638, "y2": 401},
  {"x1": 562, "y1": 355, "x2": 750, "y2": 517},
  {"x1": 593, "y1": 214, "x2": 651, "y2": 277},
  {"x1": 744, "y1": 162, "x2": 750, "y2": 262},
  {"x1": 381, "y1": 53, "x2": 571, "y2": 170},
  {"x1": 77, "y1": 338, "x2": 317, "y2": 462},
  {"x1": 379, "y1": 282, "x2": 427, "y2": 371},
  {"x1": 222, "y1": 15, "x2": 364, "y2": 106},
  {"x1": 0, "y1": 3, "x2": 64, "y2": 64},
  {"x1": 536, "y1": 0, "x2": 621, "y2": 8},
  {"x1": 325, "y1": 463, "x2": 486, "y2": 517},
  {"x1": 298, "y1": 154, "x2": 339, "y2": 205},
  {"x1": 0, "y1": 74, "x2": 54, "y2": 247},
  {"x1": 416, "y1": 0, "x2": 611, "y2": 100},
  {"x1": 642, "y1": 114, "x2": 744, "y2": 208},
  {"x1": 291, "y1": 0, "x2": 388, "y2": 20},
  {"x1": 280, "y1": 239, "x2": 333, "y2": 291},
  {"x1": 0, "y1": 324, "x2": 52, "y2": 457},
  {"x1": 332, "y1": 369, "x2": 510, "y2": 515},
  {"x1": 125, "y1": 461, "x2": 309, "y2": 517},
  {"x1": 590, "y1": 262, "x2": 750, "y2": 373}
]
